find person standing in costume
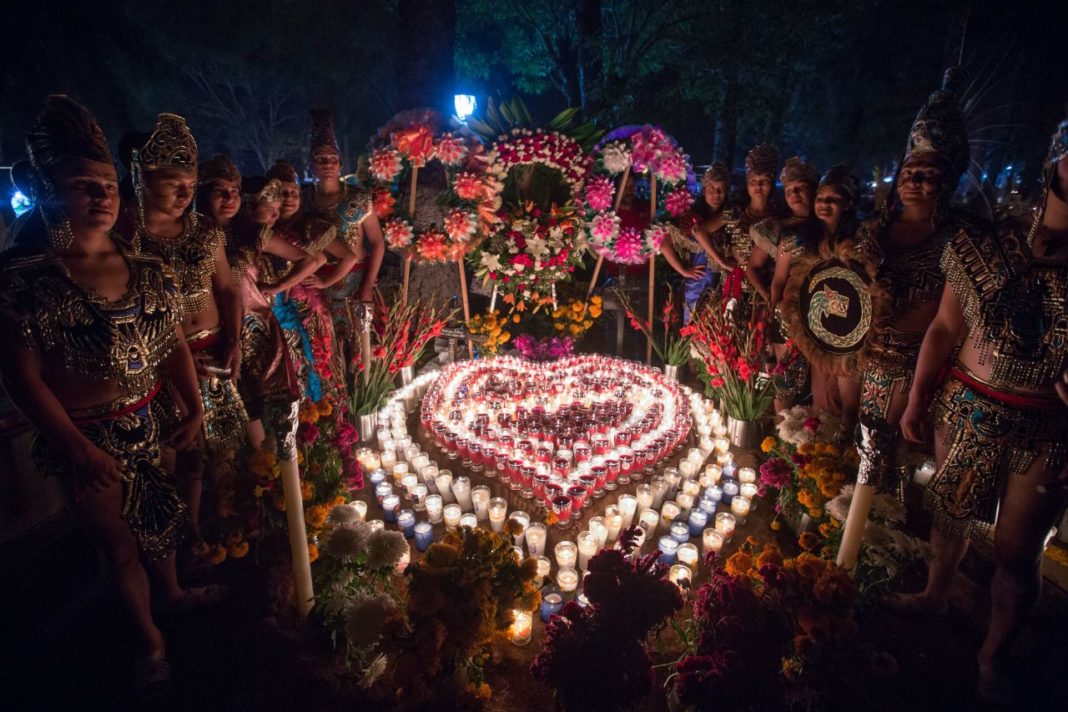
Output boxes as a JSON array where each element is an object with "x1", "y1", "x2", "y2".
[
  {"x1": 303, "y1": 109, "x2": 386, "y2": 374},
  {"x1": 669, "y1": 162, "x2": 731, "y2": 321},
  {"x1": 199, "y1": 157, "x2": 321, "y2": 448},
  {"x1": 899, "y1": 120, "x2": 1068, "y2": 702},
  {"x1": 852, "y1": 68, "x2": 987, "y2": 495},
  {"x1": 747, "y1": 156, "x2": 819, "y2": 412},
  {"x1": 0, "y1": 96, "x2": 206, "y2": 688},
  {"x1": 123, "y1": 114, "x2": 247, "y2": 546}
]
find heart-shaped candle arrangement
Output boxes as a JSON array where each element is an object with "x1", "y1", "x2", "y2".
[{"x1": 420, "y1": 355, "x2": 691, "y2": 520}]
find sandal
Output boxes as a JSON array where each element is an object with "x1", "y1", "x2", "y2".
[
  {"x1": 133, "y1": 649, "x2": 170, "y2": 693},
  {"x1": 883, "y1": 592, "x2": 949, "y2": 617}
]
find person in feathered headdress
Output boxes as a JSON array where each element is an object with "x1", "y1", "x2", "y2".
[
  {"x1": 897, "y1": 113, "x2": 1068, "y2": 702},
  {"x1": 0, "y1": 96, "x2": 209, "y2": 690},
  {"x1": 303, "y1": 109, "x2": 386, "y2": 370}
]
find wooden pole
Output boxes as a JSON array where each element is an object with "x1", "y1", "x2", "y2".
[
  {"x1": 586, "y1": 166, "x2": 632, "y2": 301},
  {"x1": 646, "y1": 175, "x2": 657, "y2": 364},
  {"x1": 457, "y1": 259, "x2": 474, "y2": 359},
  {"x1": 401, "y1": 167, "x2": 419, "y2": 304}
]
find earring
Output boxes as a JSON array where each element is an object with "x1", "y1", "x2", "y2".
[{"x1": 42, "y1": 210, "x2": 75, "y2": 251}]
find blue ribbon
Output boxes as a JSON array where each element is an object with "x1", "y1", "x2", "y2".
[{"x1": 272, "y1": 294, "x2": 324, "y2": 403}]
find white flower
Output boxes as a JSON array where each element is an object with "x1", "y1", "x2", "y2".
[
  {"x1": 365, "y1": 529, "x2": 409, "y2": 569},
  {"x1": 324, "y1": 521, "x2": 373, "y2": 560},
  {"x1": 343, "y1": 591, "x2": 396, "y2": 648},
  {"x1": 360, "y1": 653, "x2": 388, "y2": 688},
  {"x1": 602, "y1": 142, "x2": 632, "y2": 174},
  {"x1": 481, "y1": 253, "x2": 503, "y2": 272},
  {"x1": 526, "y1": 236, "x2": 549, "y2": 261}
]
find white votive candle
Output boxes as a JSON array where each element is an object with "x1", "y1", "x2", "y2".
[
  {"x1": 618, "y1": 494, "x2": 638, "y2": 529},
  {"x1": 714, "y1": 512, "x2": 736, "y2": 540},
  {"x1": 738, "y1": 467, "x2": 757, "y2": 484},
  {"x1": 605, "y1": 505, "x2": 623, "y2": 541},
  {"x1": 459, "y1": 513, "x2": 478, "y2": 529},
  {"x1": 589, "y1": 517, "x2": 608, "y2": 549},
  {"x1": 702, "y1": 528, "x2": 725, "y2": 556},
  {"x1": 351, "y1": 500, "x2": 367, "y2": 522},
  {"x1": 508, "y1": 510, "x2": 531, "y2": 545},
  {"x1": 639, "y1": 508, "x2": 660, "y2": 536},
  {"x1": 577, "y1": 530, "x2": 598, "y2": 570},
  {"x1": 556, "y1": 567, "x2": 579, "y2": 593},
  {"x1": 730, "y1": 496, "x2": 751, "y2": 523},
  {"x1": 526, "y1": 522, "x2": 548, "y2": 557},
  {"x1": 443, "y1": 503, "x2": 462, "y2": 529},
  {"x1": 452, "y1": 476, "x2": 473, "y2": 511},
  {"x1": 677, "y1": 543, "x2": 699, "y2": 568},
  {"x1": 426, "y1": 494, "x2": 443, "y2": 524},
  {"x1": 488, "y1": 497, "x2": 508, "y2": 532},
  {"x1": 555, "y1": 540, "x2": 578, "y2": 569},
  {"x1": 472, "y1": 485, "x2": 491, "y2": 520}
]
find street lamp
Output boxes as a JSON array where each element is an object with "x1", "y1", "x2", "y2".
[{"x1": 454, "y1": 94, "x2": 477, "y2": 122}]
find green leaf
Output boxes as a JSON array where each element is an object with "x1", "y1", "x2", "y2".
[
  {"x1": 467, "y1": 118, "x2": 496, "y2": 139},
  {"x1": 549, "y1": 107, "x2": 579, "y2": 130}
]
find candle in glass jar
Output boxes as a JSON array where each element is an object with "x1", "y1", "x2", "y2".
[
  {"x1": 526, "y1": 522, "x2": 548, "y2": 557},
  {"x1": 443, "y1": 503, "x2": 462, "y2": 529},
  {"x1": 369, "y1": 468, "x2": 387, "y2": 487},
  {"x1": 687, "y1": 509, "x2": 709, "y2": 536},
  {"x1": 508, "y1": 510, "x2": 530, "y2": 545},
  {"x1": 401, "y1": 473, "x2": 419, "y2": 496},
  {"x1": 556, "y1": 567, "x2": 579, "y2": 593},
  {"x1": 703, "y1": 464, "x2": 722, "y2": 486},
  {"x1": 635, "y1": 484, "x2": 654, "y2": 513},
  {"x1": 396, "y1": 508, "x2": 415, "y2": 536},
  {"x1": 737, "y1": 467, "x2": 756, "y2": 484},
  {"x1": 676, "y1": 492, "x2": 695, "y2": 518},
  {"x1": 412, "y1": 453, "x2": 431, "y2": 474},
  {"x1": 577, "y1": 531, "x2": 598, "y2": 570},
  {"x1": 368, "y1": 519, "x2": 385, "y2": 533},
  {"x1": 605, "y1": 505, "x2": 623, "y2": 541},
  {"x1": 669, "y1": 520, "x2": 691, "y2": 544},
  {"x1": 510, "y1": 609, "x2": 533, "y2": 646},
  {"x1": 452, "y1": 476, "x2": 473, "y2": 511},
  {"x1": 730, "y1": 496, "x2": 751, "y2": 522},
  {"x1": 702, "y1": 528, "x2": 725, "y2": 556},
  {"x1": 677, "y1": 543, "x2": 699, "y2": 568},
  {"x1": 650, "y1": 478, "x2": 669, "y2": 509},
  {"x1": 381, "y1": 450, "x2": 397, "y2": 473},
  {"x1": 668, "y1": 563, "x2": 692, "y2": 591},
  {"x1": 589, "y1": 517, "x2": 608, "y2": 549},
  {"x1": 722, "y1": 479, "x2": 740, "y2": 504},
  {"x1": 435, "y1": 472, "x2": 455, "y2": 503},
  {"x1": 740, "y1": 482, "x2": 759, "y2": 505},
  {"x1": 426, "y1": 494, "x2": 443, "y2": 523},
  {"x1": 679, "y1": 460, "x2": 697, "y2": 480},
  {"x1": 410, "y1": 484, "x2": 428, "y2": 511},
  {"x1": 382, "y1": 494, "x2": 400, "y2": 523},
  {"x1": 714, "y1": 512, "x2": 736, "y2": 540},
  {"x1": 534, "y1": 555, "x2": 552, "y2": 580},
  {"x1": 540, "y1": 592, "x2": 563, "y2": 622},
  {"x1": 618, "y1": 494, "x2": 638, "y2": 529},
  {"x1": 660, "y1": 501, "x2": 681, "y2": 528},
  {"x1": 459, "y1": 513, "x2": 478, "y2": 529},
  {"x1": 658, "y1": 536, "x2": 679, "y2": 564},
  {"x1": 714, "y1": 437, "x2": 730, "y2": 454},
  {"x1": 488, "y1": 497, "x2": 508, "y2": 532},
  {"x1": 554, "y1": 540, "x2": 578, "y2": 569},
  {"x1": 682, "y1": 479, "x2": 702, "y2": 498},
  {"x1": 414, "y1": 521, "x2": 434, "y2": 551},
  {"x1": 472, "y1": 485, "x2": 491, "y2": 520},
  {"x1": 639, "y1": 508, "x2": 660, "y2": 536}
]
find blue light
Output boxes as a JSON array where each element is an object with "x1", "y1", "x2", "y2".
[
  {"x1": 11, "y1": 190, "x2": 32, "y2": 217},
  {"x1": 882, "y1": 176, "x2": 893, "y2": 183},
  {"x1": 454, "y1": 94, "x2": 476, "y2": 122}
]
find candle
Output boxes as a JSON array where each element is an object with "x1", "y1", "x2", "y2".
[
  {"x1": 534, "y1": 555, "x2": 552, "y2": 580},
  {"x1": 650, "y1": 478, "x2": 668, "y2": 509},
  {"x1": 660, "y1": 501, "x2": 681, "y2": 531},
  {"x1": 714, "y1": 512, "x2": 736, "y2": 541},
  {"x1": 510, "y1": 609, "x2": 533, "y2": 646},
  {"x1": 459, "y1": 513, "x2": 478, "y2": 529},
  {"x1": 397, "y1": 509, "x2": 416, "y2": 538},
  {"x1": 410, "y1": 483, "x2": 428, "y2": 511},
  {"x1": 435, "y1": 471, "x2": 455, "y2": 503},
  {"x1": 381, "y1": 450, "x2": 397, "y2": 471},
  {"x1": 508, "y1": 510, "x2": 531, "y2": 545},
  {"x1": 414, "y1": 521, "x2": 434, "y2": 551},
  {"x1": 472, "y1": 485, "x2": 491, "y2": 520},
  {"x1": 687, "y1": 509, "x2": 708, "y2": 536},
  {"x1": 374, "y1": 482, "x2": 393, "y2": 504},
  {"x1": 540, "y1": 592, "x2": 564, "y2": 622},
  {"x1": 714, "y1": 437, "x2": 729, "y2": 454},
  {"x1": 369, "y1": 468, "x2": 387, "y2": 487},
  {"x1": 589, "y1": 516, "x2": 608, "y2": 549},
  {"x1": 618, "y1": 494, "x2": 638, "y2": 529},
  {"x1": 669, "y1": 521, "x2": 691, "y2": 544},
  {"x1": 703, "y1": 464, "x2": 722, "y2": 486},
  {"x1": 737, "y1": 466, "x2": 756, "y2": 484},
  {"x1": 730, "y1": 496, "x2": 751, "y2": 523},
  {"x1": 382, "y1": 494, "x2": 400, "y2": 523},
  {"x1": 658, "y1": 536, "x2": 679, "y2": 564},
  {"x1": 631, "y1": 526, "x2": 647, "y2": 551},
  {"x1": 368, "y1": 519, "x2": 385, "y2": 532},
  {"x1": 699, "y1": 437, "x2": 715, "y2": 457},
  {"x1": 682, "y1": 480, "x2": 702, "y2": 499},
  {"x1": 554, "y1": 540, "x2": 578, "y2": 569},
  {"x1": 556, "y1": 567, "x2": 579, "y2": 593},
  {"x1": 526, "y1": 522, "x2": 548, "y2": 557},
  {"x1": 511, "y1": 545, "x2": 525, "y2": 562},
  {"x1": 639, "y1": 508, "x2": 660, "y2": 536},
  {"x1": 412, "y1": 453, "x2": 431, "y2": 474},
  {"x1": 668, "y1": 563, "x2": 692, "y2": 591},
  {"x1": 422, "y1": 464, "x2": 439, "y2": 486},
  {"x1": 401, "y1": 473, "x2": 419, "y2": 496},
  {"x1": 605, "y1": 505, "x2": 623, "y2": 541},
  {"x1": 722, "y1": 479, "x2": 740, "y2": 504},
  {"x1": 351, "y1": 500, "x2": 368, "y2": 522},
  {"x1": 676, "y1": 492, "x2": 695, "y2": 518},
  {"x1": 577, "y1": 530, "x2": 598, "y2": 570},
  {"x1": 702, "y1": 528, "x2": 725, "y2": 556},
  {"x1": 679, "y1": 460, "x2": 697, "y2": 480},
  {"x1": 677, "y1": 543, "x2": 699, "y2": 568},
  {"x1": 635, "y1": 484, "x2": 654, "y2": 513},
  {"x1": 443, "y1": 503, "x2": 462, "y2": 529},
  {"x1": 452, "y1": 476, "x2": 473, "y2": 511},
  {"x1": 488, "y1": 497, "x2": 508, "y2": 532},
  {"x1": 425, "y1": 494, "x2": 444, "y2": 524}
]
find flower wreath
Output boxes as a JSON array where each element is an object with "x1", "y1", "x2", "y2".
[
  {"x1": 367, "y1": 120, "x2": 496, "y2": 263},
  {"x1": 470, "y1": 129, "x2": 588, "y2": 304},
  {"x1": 584, "y1": 125, "x2": 695, "y2": 264}
]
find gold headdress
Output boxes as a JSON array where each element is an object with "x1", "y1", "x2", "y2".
[
  {"x1": 199, "y1": 154, "x2": 241, "y2": 188},
  {"x1": 309, "y1": 109, "x2": 339, "y2": 156},
  {"x1": 701, "y1": 162, "x2": 730, "y2": 188},
  {"x1": 780, "y1": 156, "x2": 818, "y2": 187},
  {"x1": 135, "y1": 113, "x2": 198, "y2": 173},
  {"x1": 744, "y1": 144, "x2": 779, "y2": 178}
]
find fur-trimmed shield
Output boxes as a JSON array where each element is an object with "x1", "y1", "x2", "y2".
[{"x1": 780, "y1": 239, "x2": 887, "y2": 377}]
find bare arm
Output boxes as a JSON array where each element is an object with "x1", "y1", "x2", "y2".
[
  {"x1": 262, "y1": 235, "x2": 325, "y2": 296},
  {"x1": 162, "y1": 327, "x2": 204, "y2": 449},
  {"x1": 900, "y1": 282, "x2": 965, "y2": 443},
  {"x1": 745, "y1": 245, "x2": 772, "y2": 301},
  {"x1": 313, "y1": 238, "x2": 358, "y2": 289},
  {"x1": 769, "y1": 243, "x2": 793, "y2": 309},
  {"x1": 659, "y1": 239, "x2": 703, "y2": 279},
  {"x1": 694, "y1": 221, "x2": 735, "y2": 271},
  {"x1": 211, "y1": 242, "x2": 244, "y2": 377},
  {"x1": 357, "y1": 214, "x2": 386, "y2": 302},
  {"x1": 0, "y1": 339, "x2": 121, "y2": 491}
]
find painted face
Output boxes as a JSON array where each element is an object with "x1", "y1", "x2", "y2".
[
  {"x1": 207, "y1": 179, "x2": 241, "y2": 224},
  {"x1": 783, "y1": 180, "x2": 814, "y2": 218},
  {"x1": 702, "y1": 180, "x2": 727, "y2": 212},
  {"x1": 310, "y1": 149, "x2": 341, "y2": 183},
  {"x1": 253, "y1": 199, "x2": 281, "y2": 228},
  {"x1": 48, "y1": 159, "x2": 120, "y2": 234},
  {"x1": 814, "y1": 186, "x2": 846, "y2": 228},
  {"x1": 896, "y1": 156, "x2": 945, "y2": 208},
  {"x1": 142, "y1": 167, "x2": 196, "y2": 220},
  {"x1": 279, "y1": 181, "x2": 301, "y2": 219},
  {"x1": 746, "y1": 174, "x2": 773, "y2": 203}
]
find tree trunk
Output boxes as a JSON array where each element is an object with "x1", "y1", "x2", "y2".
[
  {"x1": 715, "y1": 80, "x2": 738, "y2": 167},
  {"x1": 397, "y1": 0, "x2": 456, "y2": 114}
]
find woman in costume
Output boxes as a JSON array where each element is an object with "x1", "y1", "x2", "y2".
[
  {"x1": 303, "y1": 109, "x2": 386, "y2": 373},
  {"x1": 899, "y1": 121, "x2": 1068, "y2": 702},
  {"x1": 852, "y1": 68, "x2": 988, "y2": 495},
  {"x1": 198, "y1": 157, "x2": 322, "y2": 448},
  {"x1": 265, "y1": 159, "x2": 353, "y2": 405},
  {"x1": 675, "y1": 162, "x2": 731, "y2": 321},
  {"x1": 122, "y1": 114, "x2": 247, "y2": 545},
  {"x1": 746, "y1": 156, "x2": 819, "y2": 412},
  {"x1": 0, "y1": 96, "x2": 205, "y2": 688}
]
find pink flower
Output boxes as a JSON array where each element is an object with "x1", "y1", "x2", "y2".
[
  {"x1": 665, "y1": 188, "x2": 694, "y2": 217},
  {"x1": 435, "y1": 133, "x2": 468, "y2": 166},
  {"x1": 585, "y1": 175, "x2": 616, "y2": 212},
  {"x1": 803, "y1": 417, "x2": 821, "y2": 433},
  {"x1": 369, "y1": 147, "x2": 403, "y2": 183},
  {"x1": 613, "y1": 227, "x2": 644, "y2": 264},
  {"x1": 383, "y1": 218, "x2": 415, "y2": 249},
  {"x1": 656, "y1": 150, "x2": 689, "y2": 184},
  {"x1": 453, "y1": 172, "x2": 485, "y2": 201},
  {"x1": 644, "y1": 224, "x2": 669, "y2": 251},
  {"x1": 443, "y1": 209, "x2": 477, "y2": 242},
  {"x1": 588, "y1": 212, "x2": 621, "y2": 246}
]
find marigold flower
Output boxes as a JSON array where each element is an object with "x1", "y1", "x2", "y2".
[
  {"x1": 229, "y1": 540, "x2": 250, "y2": 559},
  {"x1": 308, "y1": 543, "x2": 319, "y2": 563}
]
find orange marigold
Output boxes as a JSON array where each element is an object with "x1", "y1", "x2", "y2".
[
  {"x1": 798, "y1": 531, "x2": 821, "y2": 552},
  {"x1": 229, "y1": 540, "x2": 250, "y2": 559},
  {"x1": 725, "y1": 551, "x2": 753, "y2": 576},
  {"x1": 760, "y1": 436, "x2": 777, "y2": 453},
  {"x1": 308, "y1": 543, "x2": 319, "y2": 563}
]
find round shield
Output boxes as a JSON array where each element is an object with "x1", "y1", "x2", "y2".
[{"x1": 781, "y1": 243, "x2": 884, "y2": 377}]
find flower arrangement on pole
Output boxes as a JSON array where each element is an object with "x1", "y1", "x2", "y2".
[{"x1": 616, "y1": 284, "x2": 691, "y2": 366}]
